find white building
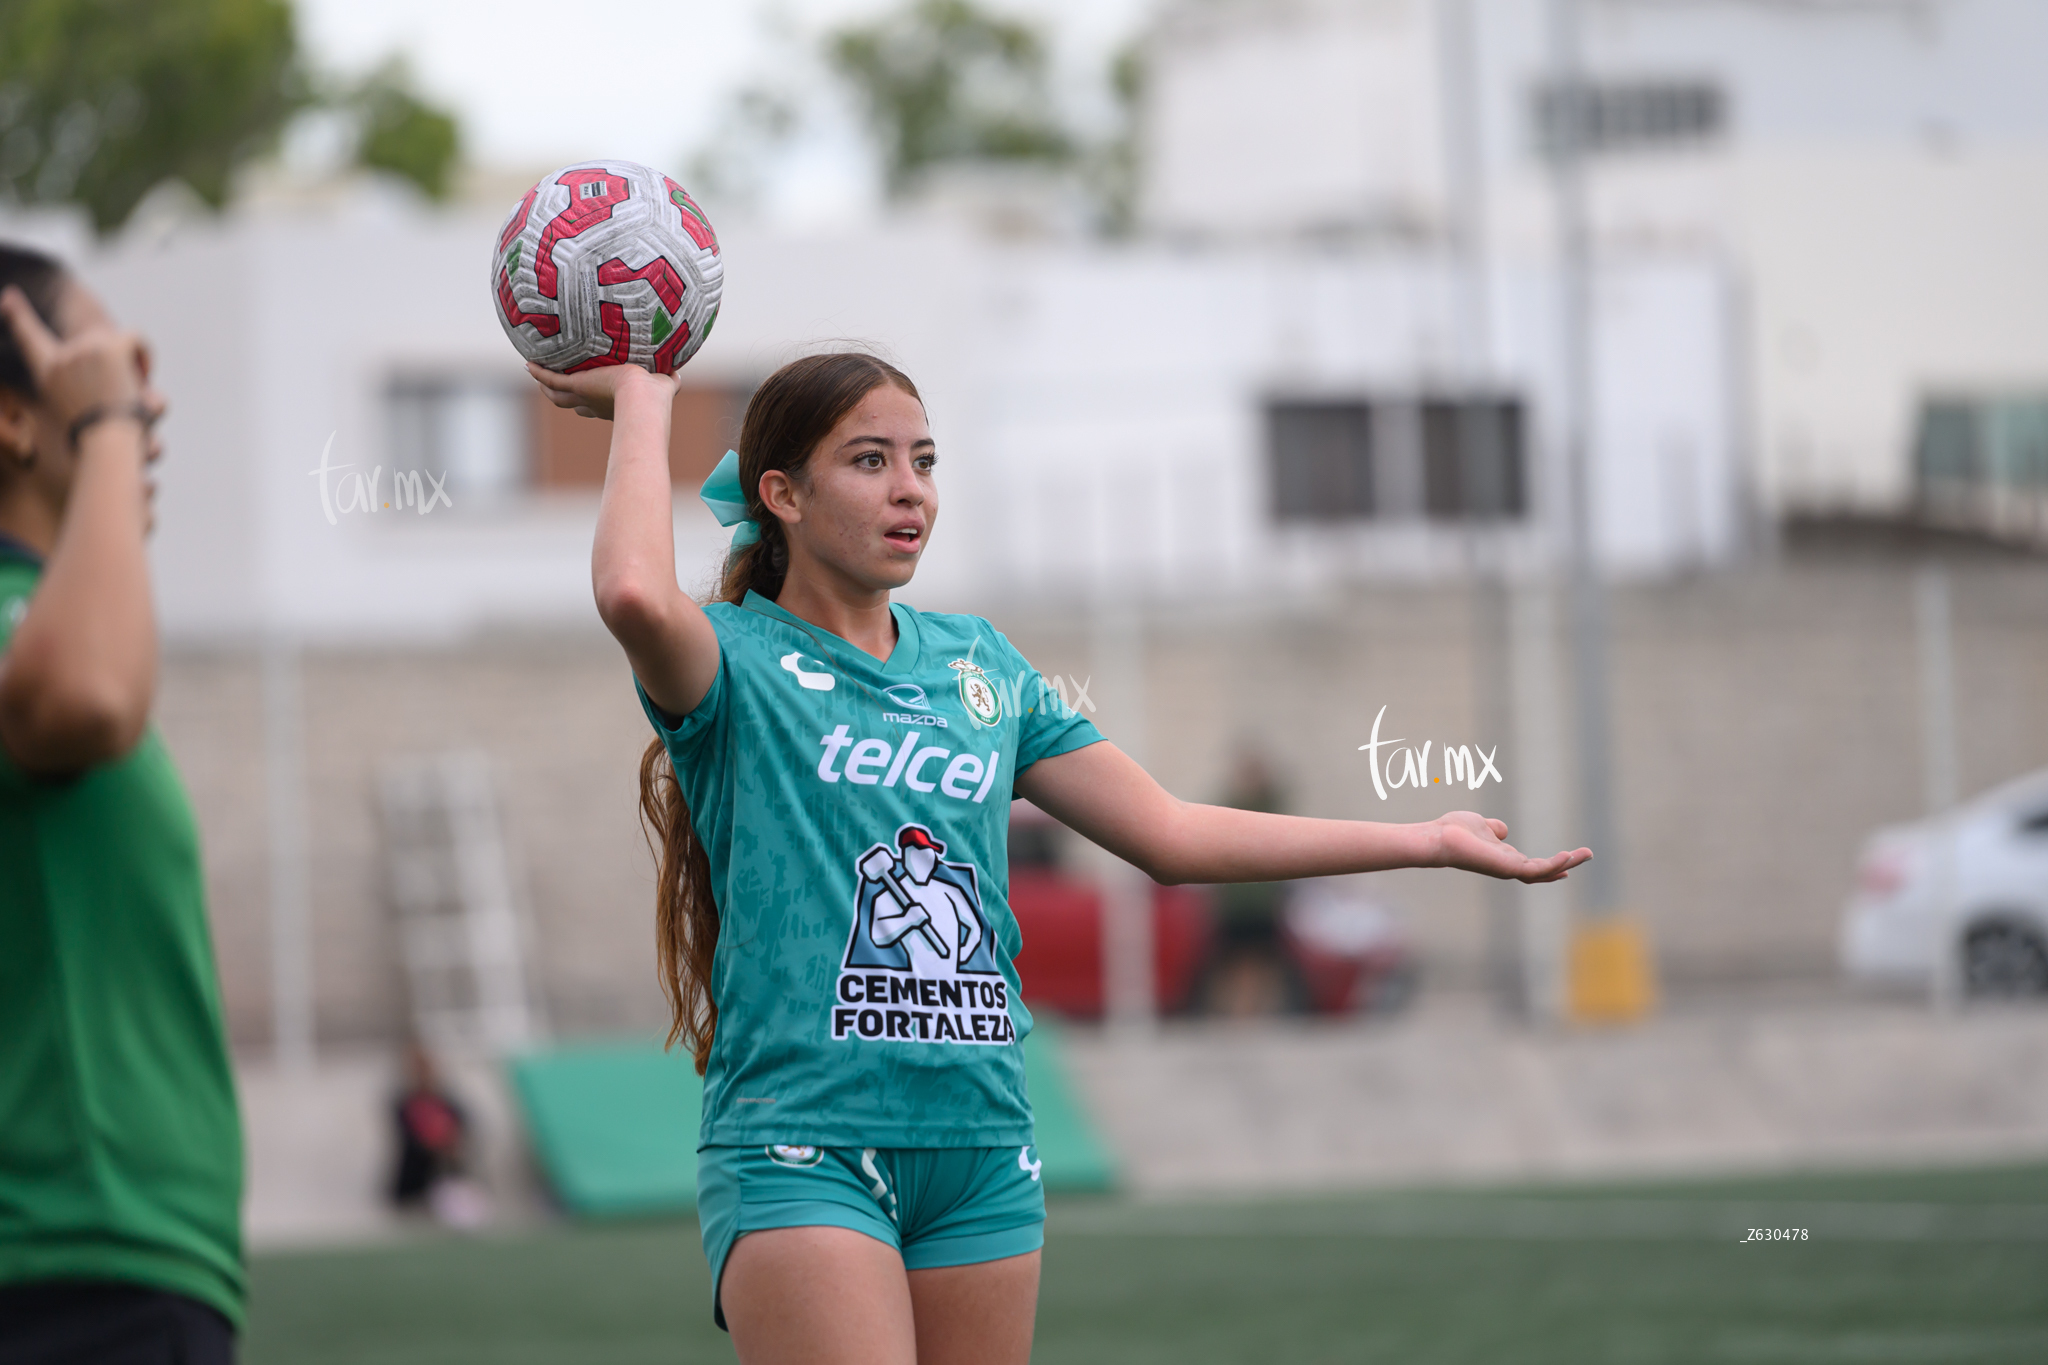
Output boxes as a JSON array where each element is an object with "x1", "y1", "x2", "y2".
[
  {"x1": 96, "y1": 0, "x2": 2048, "y2": 638},
  {"x1": 2, "y1": 0, "x2": 2038, "y2": 644},
  {"x1": 1142, "y1": 0, "x2": 2048, "y2": 519},
  {"x1": 0, "y1": 186, "x2": 1728, "y2": 643}
]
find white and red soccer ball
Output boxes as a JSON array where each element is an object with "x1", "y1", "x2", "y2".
[{"x1": 490, "y1": 159, "x2": 723, "y2": 375}]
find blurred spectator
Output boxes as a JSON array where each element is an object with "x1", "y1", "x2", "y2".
[
  {"x1": 0, "y1": 245, "x2": 243, "y2": 1362},
  {"x1": 389, "y1": 1042, "x2": 489, "y2": 1229},
  {"x1": 1284, "y1": 881, "x2": 1419, "y2": 1017},
  {"x1": 1202, "y1": 749, "x2": 1304, "y2": 1016}
]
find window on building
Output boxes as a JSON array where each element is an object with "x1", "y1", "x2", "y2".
[
  {"x1": 1532, "y1": 78, "x2": 1725, "y2": 157},
  {"x1": 1913, "y1": 393, "x2": 2048, "y2": 544},
  {"x1": 387, "y1": 376, "x2": 533, "y2": 504},
  {"x1": 1267, "y1": 395, "x2": 1526, "y2": 523},
  {"x1": 1268, "y1": 401, "x2": 1374, "y2": 520},
  {"x1": 1915, "y1": 395, "x2": 2048, "y2": 492},
  {"x1": 385, "y1": 374, "x2": 752, "y2": 506},
  {"x1": 1423, "y1": 397, "x2": 1525, "y2": 519},
  {"x1": 528, "y1": 382, "x2": 750, "y2": 493}
]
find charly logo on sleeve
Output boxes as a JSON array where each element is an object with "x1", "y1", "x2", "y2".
[
  {"x1": 832, "y1": 822, "x2": 1014, "y2": 1046},
  {"x1": 780, "y1": 651, "x2": 835, "y2": 691}
]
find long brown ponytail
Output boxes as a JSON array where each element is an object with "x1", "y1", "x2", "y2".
[{"x1": 641, "y1": 351, "x2": 922, "y2": 1073}]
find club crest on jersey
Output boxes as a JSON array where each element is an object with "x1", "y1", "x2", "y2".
[
  {"x1": 766, "y1": 1144, "x2": 824, "y2": 1168},
  {"x1": 833, "y1": 822, "x2": 1014, "y2": 1046},
  {"x1": 949, "y1": 658, "x2": 1002, "y2": 728}
]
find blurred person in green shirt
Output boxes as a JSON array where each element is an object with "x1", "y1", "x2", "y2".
[{"x1": 0, "y1": 243, "x2": 243, "y2": 1362}]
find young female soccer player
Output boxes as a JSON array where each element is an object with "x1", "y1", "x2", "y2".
[{"x1": 532, "y1": 350, "x2": 1590, "y2": 1365}]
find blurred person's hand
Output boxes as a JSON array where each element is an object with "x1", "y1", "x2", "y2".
[
  {"x1": 0, "y1": 285, "x2": 150, "y2": 431},
  {"x1": 1432, "y1": 811, "x2": 1589, "y2": 883},
  {"x1": 0, "y1": 277, "x2": 164, "y2": 773},
  {"x1": 0, "y1": 285, "x2": 166, "y2": 533},
  {"x1": 527, "y1": 359, "x2": 675, "y2": 422}
]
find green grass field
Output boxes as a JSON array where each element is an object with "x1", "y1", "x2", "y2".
[{"x1": 244, "y1": 1163, "x2": 2048, "y2": 1365}]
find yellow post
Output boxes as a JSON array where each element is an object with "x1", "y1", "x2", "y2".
[{"x1": 1566, "y1": 914, "x2": 1657, "y2": 1023}]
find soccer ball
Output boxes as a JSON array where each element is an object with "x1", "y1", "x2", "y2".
[{"x1": 490, "y1": 159, "x2": 723, "y2": 375}]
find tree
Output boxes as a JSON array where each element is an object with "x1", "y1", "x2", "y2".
[
  {"x1": 0, "y1": 0, "x2": 461, "y2": 234},
  {"x1": 827, "y1": 0, "x2": 1072, "y2": 196},
  {"x1": 686, "y1": 83, "x2": 801, "y2": 208},
  {"x1": 1084, "y1": 41, "x2": 1144, "y2": 237},
  {"x1": 0, "y1": 0, "x2": 304, "y2": 232},
  {"x1": 348, "y1": 60, "x2": 461, "y2": 203}
]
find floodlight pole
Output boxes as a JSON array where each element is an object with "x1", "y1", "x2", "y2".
[
  {"x1": 1914, "y1": 564, "x2": 1959, "y2": 817},
  {"x1": 264, "y1": 630, "x2": 315, "y2": 1072},
  {"x1": 1548, "y1": 0, "x2": 1619, "y2": 915},
  {"x1": 1091, "y1": 592, "x2": 1155, "y2": 1036},
  {"x1": 1914, "y1": 562, "x2": 1962, "y2": 1010},
  {"x1": 1438, "y1": 0, "x2": 1492, "y2": 373},
  {"x1": 1438, "y1": 0, "x2": 1524, "y2": 1011}
]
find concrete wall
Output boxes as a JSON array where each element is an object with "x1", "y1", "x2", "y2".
[
  {"x1": 160, "y1": 630, "x2": 668, "y2": 1048},
  {"x1": 162, "y1": 556, "x2": 2048, "y2": 1051}
]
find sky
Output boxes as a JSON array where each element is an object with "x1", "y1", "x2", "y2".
[{"x1": 292, "y1": 0, "x2": 1161, "y2": 220}]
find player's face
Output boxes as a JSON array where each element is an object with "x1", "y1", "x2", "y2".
[{"x1": 778, "y1": 383, "x2": 935, "y2": 593}]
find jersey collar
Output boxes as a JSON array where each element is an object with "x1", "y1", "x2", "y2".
[
  {"x1": 0, "y1": 530, "x2": 44, "y2": 570},
  {"x1": 741, "y1": 590, "x2": 923, "y2": 675}
]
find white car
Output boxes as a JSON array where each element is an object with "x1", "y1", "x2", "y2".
[{"x1": 1840, "y1": 768, "x2": 2048, "y2": 997}]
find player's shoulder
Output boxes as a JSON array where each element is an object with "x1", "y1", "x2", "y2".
[
  {"x1": 898, "y1": 603, "x2": 1019, "y2": 661},
  {"x1": 701, "y1": 597, "x2": 786, "y2": 645},
  {"x1": 702, "y1": 599, "x2": 748, "y2": 628},
  {"x1": 693, "y1": 600, "x2": 786, "y2": 679}
]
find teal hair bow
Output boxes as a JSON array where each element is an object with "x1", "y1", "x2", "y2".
[{"x1": 699, "y1": 449, "x2": 761, "y2": 550}]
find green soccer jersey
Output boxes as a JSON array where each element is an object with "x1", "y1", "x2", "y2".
[
  {"x1": 637, "y1": 590, "x2": 1103, "y2": 1149},
  {"x1": 0, "y1": 545, "x2": 245, "y2": 1327}
]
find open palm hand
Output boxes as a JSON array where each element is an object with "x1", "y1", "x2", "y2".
[{"x1": 1433, "y1": 810, "x2": 1591, "y2": 883}]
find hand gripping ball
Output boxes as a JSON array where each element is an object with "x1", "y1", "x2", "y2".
[{"x1": 490, "y1": 159, "x2": 723, "y2": 375}]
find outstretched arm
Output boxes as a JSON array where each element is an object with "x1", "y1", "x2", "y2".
[
  {"x1": 531, "y1": 362, "x2": 720, "y2": 718},
  {"x1": 1014, "y1": 740, "x2": 1590, "y2": 885}
]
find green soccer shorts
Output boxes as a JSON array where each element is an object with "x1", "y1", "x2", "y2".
[{"x1": 697, "y1": 1142, "x2": 1047, "y2": 1329}]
